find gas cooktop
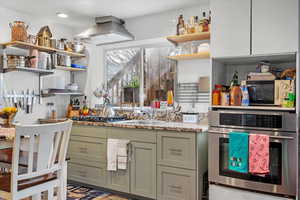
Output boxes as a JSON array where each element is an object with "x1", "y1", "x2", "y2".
[{"x1": 71, "y1": 116, "x2": 127, "y2": 123}]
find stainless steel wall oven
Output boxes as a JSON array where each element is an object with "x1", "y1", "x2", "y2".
[{"x1": 208, "y1": 110, "x2": 297, "y2": 197}]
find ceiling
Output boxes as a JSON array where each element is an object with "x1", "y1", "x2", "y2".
[{"x1": 1, "y1": 0, "x2": 208, "y2": 28}]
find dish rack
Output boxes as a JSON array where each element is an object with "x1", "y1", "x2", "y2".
[{"x1": 175, "y1": 82, "x2": 209, "y2": 104}]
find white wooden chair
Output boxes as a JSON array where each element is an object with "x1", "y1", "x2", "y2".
[{"x1": 0, "y1": 120, "x2": 72, "y2": 200}]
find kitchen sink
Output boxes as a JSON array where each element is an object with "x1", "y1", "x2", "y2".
[{"x1": 113, "y1": 120, "x2": 165, "y2": 125}]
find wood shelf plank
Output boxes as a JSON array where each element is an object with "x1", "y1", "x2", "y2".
[
  {"x1": 167, "y1": 51, "x2": 210, "y2": 61},
  {"x1": 211, "y1": 105, "x2": 295, "y2": 111},
  {"x1": 55, "y1": 66, "x2": 87, "y2": 72},
  {"x1": 1, "y1": 67, "x2": 54, "y2": 76},
  {"x1": 167, "y1": 32, "x2": 210, "y2": 44},
  {"x1": 41, "y1": 92, "x2": 84, "y2": 98},
  {"x1": 1, "y1": 41, "x2": 85, "y2": 58}
]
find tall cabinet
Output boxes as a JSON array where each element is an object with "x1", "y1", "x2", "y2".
[
  {"x1": 252, "y1": 0, "x2": 298, "y2": 55},
  {"x1": 211, "y1": 0, "x2": 298, "y2": 58},
  {"x1": 210, "y1": 0, "x2": 251, "y2": 57}
]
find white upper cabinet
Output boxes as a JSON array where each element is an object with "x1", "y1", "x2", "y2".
[
  {"x1": 252, "y1": 0, "x2": 298, "y2": 55},
  {"x1": 211, "y1": 0, "x2": 251, "y2": 58}
]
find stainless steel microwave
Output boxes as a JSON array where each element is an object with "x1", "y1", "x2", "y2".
[{"x1": 246, "y1": 80, "x2": 294, "y2": 106}]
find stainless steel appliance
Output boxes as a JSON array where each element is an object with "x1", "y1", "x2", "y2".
[
  {"x1": 208, "y1": 110, "x2": 297, "y2": 197},
  {"x1": 246, "y1": 80, "x2": 294, "y2": 106}
]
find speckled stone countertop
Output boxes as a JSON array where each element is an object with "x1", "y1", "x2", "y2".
[{"x1": 73, "y1": 120, "x2": 208, "y2": 133}]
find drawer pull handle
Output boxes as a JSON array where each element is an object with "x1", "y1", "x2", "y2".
[
  {"x1": 79, "y1": 147, "x2": 88, "y2": 153},
  {"x1": 77, "y1": 171, "x2": 87, "y2": 177},
  {"x1": 169, "y1": 185, "x2": 183, "y2": 194},
  {"x1": 169, "y1": 148, "x2": 183, "y2": 156}
]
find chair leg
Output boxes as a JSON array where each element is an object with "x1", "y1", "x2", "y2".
[
  {"x1": 32, "y1": 193, "x2": 41, "y2": 200},
  {"x1": 48, "y1": 188, "x2": 54, "y2": 200},
  {"x1": 57, "y1": 162, "x2": 67, "y2": 200}
]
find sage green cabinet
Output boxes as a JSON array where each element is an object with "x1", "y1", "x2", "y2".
[
  {"x1": 68, "y1": 162, "x2": 108, "y2": 187},
  {"x1": 108, "y1": 168, "x2": 130, "y2": 193},
  {"x1": 157, "y1": 131, "x2": 196, "y2": 170},
  {"x1": 157, "y1": 166, "x2": 196, "y2": 200},
  {"x1": 68, "y1": 125, "x2": 208, "y2": 200},
  {"x1": 130, "y1": 142, "x2": 156, "y2": 199},
  {"x1": 68, "y1": 136, "x2": 107, "y2": 162}
]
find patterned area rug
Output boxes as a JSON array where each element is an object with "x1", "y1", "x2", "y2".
[{"x1": 67, "y1": 184, "x2": 130, "y2": 200}]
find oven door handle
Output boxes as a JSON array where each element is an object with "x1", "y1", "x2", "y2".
[{"x1": 208, "y1": 130, "x2": 294, "y2": 140}]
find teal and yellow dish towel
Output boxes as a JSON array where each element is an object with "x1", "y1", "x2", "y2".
[{"x1": 229, "y1": 132, "x2": 249, "y2": 173}]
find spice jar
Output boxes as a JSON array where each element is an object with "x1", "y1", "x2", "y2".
[
  {"x1": 47, "y1": 102, "x2": 57, "y2": 120},
  {"x1": 221, "y1": 92, "x2": 230, "y2": 106},
  {"x1": 212, "y1": 84, "x2": 222, "y2": 105}
]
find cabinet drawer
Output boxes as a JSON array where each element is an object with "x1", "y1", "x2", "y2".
[
  {"x1": 157, "y1": 131, "x2": 196, "y2": 169},
  {"x1": 157, "y1": 166, "x2": 196, "y2": 200},
  {"x1": 68, "y1": 137, "x2": 106, "y2": 162},
  {"x1": 107, "y1": 127, "x2": 156, "y2": 143},
  {"x1": 72, "y1": 126, "x2": 107, "y2": 138},
  {"x1": 68, "y1": 163, "x2": 107, "y2": 187}
]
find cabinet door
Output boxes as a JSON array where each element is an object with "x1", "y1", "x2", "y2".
[
  {"x1": 68, "y1": 163, "x2": 108, "y2": 187},
  {"x1": 130, "y1": 142, "x2": 156, "y2": 199},
  {"x1": 157, "y1": 166, "x2": 196, "y2": 200},
  {"x1": 252, "y1": 0, "x2": 298, "y2": 55},
  {"x1": 211, "y1": 0, "x2": 251, "y2": 57},
  {"x1": 107, "y1": 168, "x2": 130, "y2": 193},
  {"x1": 157, "y1": 131, "x2": 196, "y2": 170}
]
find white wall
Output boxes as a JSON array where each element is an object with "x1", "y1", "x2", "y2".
[
  {"x1": 88, "y1": 4, "x2": 211, "y2": 112},
  {"x1": 177, "y1": 59, "x2": 210, "y2": 113},
  {"x1": 125, "y1": 4, "x2": 209, "y2": 41},
  {"x1": 0, "y1": 6, "x2": 76, "y2": 123}
]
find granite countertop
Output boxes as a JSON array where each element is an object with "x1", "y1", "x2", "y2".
[{"x1": 73, "y1": 120, "x2": 208, "y2": 133}]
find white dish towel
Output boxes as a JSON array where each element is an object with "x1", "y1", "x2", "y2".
[
  {"x1": 107, "y1": 139, "x2": 130, "y2": 171},
  {"x1": 117, "y1": 139, "x2": 130, "y2": 170}
]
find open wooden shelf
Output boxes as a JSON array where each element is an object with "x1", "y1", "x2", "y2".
[
  {"x1": 42, "y1": 91, "x2": 84, "y2": 98},
  {"x1": 167, "y1": 32, "x2": 210, "y2": 44},
  {"x1": 1, "y1": 41, "x2": 85, "y2": 58},
  {"x1": 55, "y1": 66, "x2": 87, "y2": 72},
  {"x1": 211, "y1": 105, "x2": 295, "y2": 111},
  {"x1": 1, "y1": 67, "x2": 54, "y2": 76},
  {"x1": 167, "y1": 51, "x2": 210, "y2": 61}
]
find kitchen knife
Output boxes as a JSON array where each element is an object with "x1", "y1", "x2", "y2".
[
  {"x1": 31, "y1": 90, "x2": 35, "y2": 113},
  {"x1": 21, "y1": 90, "x2": 25, "y2": 110},
  {"x1": 13, "y1": 90, "x2": 18, "y2": 108},
  {"x1": 26, "y1": 89, "x2": 31, "y2": 114}
]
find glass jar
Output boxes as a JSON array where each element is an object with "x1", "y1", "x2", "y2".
[{"x1": 212, "y1": 84, "x2": 222, "y2": 105}]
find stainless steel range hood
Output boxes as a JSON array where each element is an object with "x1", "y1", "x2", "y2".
[{"x1": 77, "y1": 16, "x2": 134, "y2": 45}]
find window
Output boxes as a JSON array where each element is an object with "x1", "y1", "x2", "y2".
[{"x1": 105, "y1": 47, "x2": 176, "y2": 106}]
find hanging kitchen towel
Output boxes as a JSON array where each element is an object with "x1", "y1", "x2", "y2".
[
  {"x1": 117, "y1": 140, "x2": 130, "y2": 170},
  {"x1": 229, "y1": 132, "x2": 249, "y2": 173},
  {"x1": 249, "y1": 134, "x2": 270, "y2": 174},
  {"x1": 107, "y1": 139, "x2": 119, "y2": 171}
]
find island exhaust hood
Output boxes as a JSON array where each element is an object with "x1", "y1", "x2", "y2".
[{"x1": 77, "y1": 16, "x2": 134, "y2": 45}]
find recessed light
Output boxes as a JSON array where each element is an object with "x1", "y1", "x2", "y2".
[{"x1": 57, "y1": 12, "x2": 68, "y2": 18}]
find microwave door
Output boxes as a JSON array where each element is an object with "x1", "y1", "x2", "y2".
[
  {"x1": 247, "y1": 85, "x2": 257, "y2": 105},
  {"x1": 247, "y1": 82, "x2": 275, "y2": 105}
]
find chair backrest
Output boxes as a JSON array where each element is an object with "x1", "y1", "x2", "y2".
[{"x1": 11, "y1": 120, "x2": 72, "y2": 194}]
